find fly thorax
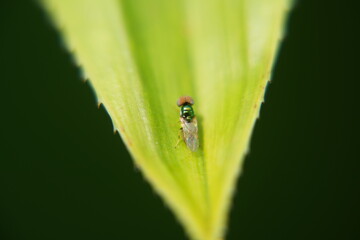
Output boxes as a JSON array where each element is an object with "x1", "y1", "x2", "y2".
[{"x1": 180, "y1": 105, "x2": 195, "y2": 122}]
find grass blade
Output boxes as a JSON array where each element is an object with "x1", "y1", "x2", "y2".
[{"x1": 41, "y1": 0, "x2": 292, "y2": 239}]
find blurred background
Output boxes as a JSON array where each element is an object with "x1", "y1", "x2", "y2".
[{"x1": 1, "y1": 0, "x2": 359, "y2": 239}]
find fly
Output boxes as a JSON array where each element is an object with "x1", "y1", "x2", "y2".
[{"x1": 177, "y1": 96, "x2": 199, "y2": 152}]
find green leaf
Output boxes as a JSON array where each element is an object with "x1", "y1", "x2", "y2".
[{"x1": 41, "y1": 0, "x2": 292, "y2": 239}]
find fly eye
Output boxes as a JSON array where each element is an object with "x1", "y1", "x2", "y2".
[
  {"x1": 176, "y1": 99, "x2": 182, "y2": 107},
  {"x1": 177, "y1": 96, "x2": 194, "y2": 106}
]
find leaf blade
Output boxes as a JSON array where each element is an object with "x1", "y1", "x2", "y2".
[{"x1": 41, "y1": 0, "x2": 292, "y2": 239}]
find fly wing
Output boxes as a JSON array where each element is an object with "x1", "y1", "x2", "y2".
[{"x1": 181, "y1": 117, "x2": 199, "y2": 152}]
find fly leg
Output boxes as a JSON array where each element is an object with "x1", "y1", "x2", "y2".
[{"x1": 175, "y1": 128, "x2": 183, "y2": 149}]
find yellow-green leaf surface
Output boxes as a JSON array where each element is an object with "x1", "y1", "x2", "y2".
[{"x1": 41, "y1": 0, "x2": 292, "y2": 239}]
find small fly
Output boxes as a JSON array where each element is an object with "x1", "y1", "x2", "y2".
[{"x1": 177, "y1": 96, "x2": 199, "y2": 152}]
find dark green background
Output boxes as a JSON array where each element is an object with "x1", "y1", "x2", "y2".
[{"x1": 1, "y1": 0, "x2": 359, "y2": 239}]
